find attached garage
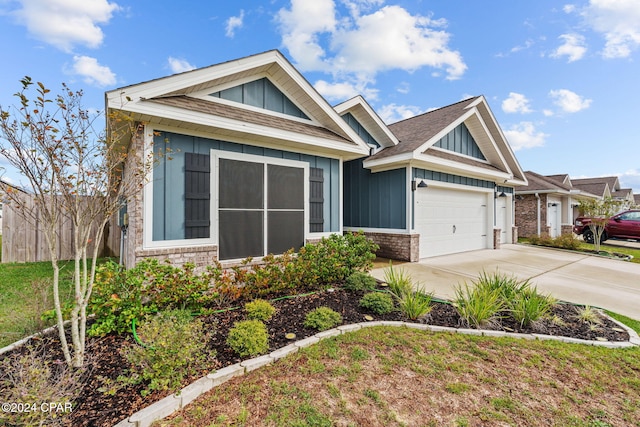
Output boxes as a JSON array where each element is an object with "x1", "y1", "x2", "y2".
[{"x1": 415, "y1": 186, "x2": 490, "y2": 258}]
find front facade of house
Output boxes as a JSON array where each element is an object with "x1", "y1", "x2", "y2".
[
  {"x1": 514, "y1": 172, "x2": 599, "y2": 238},
  {"x1": 107, "y1": 51, "x2": 527, "y2": 268}
]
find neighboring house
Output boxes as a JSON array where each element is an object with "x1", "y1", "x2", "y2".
[
  {"x1": 572, "y1": 176, "x2": 634, "y2": 209},
  {"x1": 635, "y1": 194, "x2": 640, "y2": 207},
  {"x1": 106, "y1": 50, "x2": 527, "y2": 268},
  {"x1": 514, "y1": 172, "x2": 599, "y2": 238}
]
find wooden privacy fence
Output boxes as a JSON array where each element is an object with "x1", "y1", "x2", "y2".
[{"x1": 1, "y1": 194, "x2": 121, "y2": 263}]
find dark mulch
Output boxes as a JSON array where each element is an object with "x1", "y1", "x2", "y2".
[{"x1": 0, "y1": 286, "x2": 631, "y2": 427}]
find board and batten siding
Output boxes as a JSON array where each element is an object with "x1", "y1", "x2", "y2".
[
  {"x1": 343, "y1": 158, "x2": 406, "y2": 229},
  {"x1": 152, "y1": 131, "x2": 341, "y2": 242}
]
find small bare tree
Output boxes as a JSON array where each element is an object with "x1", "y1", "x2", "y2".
[
  {"x1": 577, "y1": 197, "x2": 623, "y2": 253},
  {"x1": 0, "y1": 77, "x2": 150, "y2": 368}
]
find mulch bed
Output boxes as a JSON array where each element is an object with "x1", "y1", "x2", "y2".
[{"x1": 0, "y1": 286, "x2": 631, "y2": 427}]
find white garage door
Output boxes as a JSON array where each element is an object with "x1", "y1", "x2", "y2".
[{"x1": 415, "y1": 187, "x2": 489, "y2": 258}]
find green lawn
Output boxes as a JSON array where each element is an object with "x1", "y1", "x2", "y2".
[
  {"x1": 0, "y1": 259, "x2": 75, "y2": 348},
  {"x1": 157, "y1": 326, "x2": 640, "y2": 427},
  {"x1": 519, "y1": 237, "x2": 640, "y2": 264}
]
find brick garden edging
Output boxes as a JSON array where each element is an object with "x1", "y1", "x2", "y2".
[{"x1": 112, "y1": 314, "x2": 640, "y2": 427}]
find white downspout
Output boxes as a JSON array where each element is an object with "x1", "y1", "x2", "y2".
[{"x1": 535, "y1": 192, "x2": 541, "y2": 236}]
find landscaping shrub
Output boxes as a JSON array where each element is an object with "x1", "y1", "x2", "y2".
[
  {"x1": 359, "y1": 292, "x2": 394, "y2": 315},
  {"x1": 529, "y1": 233, "x2": 581, "y2": 250},
  {"x1": 304, "y1": 307, "x2": 343, "y2": 331},
  {"x1": 344, "y1": 272, "x2": 377, "y2": 292},
  {"x1": 118, "y1": 310, "x2": 213, "y2": 396},
  {"x1": 0, "y1": 345, "x2": 85, "y2": 426},
  {"x1": 89, "y1": 259, "x2": 218, "y2": 336},
  {"x1": 226, "y1": 320, "x2": 269, "y2": 357},
  {"x1": 244, "y1": 299, "x2": 276, "y2": 321},
  {"x1": 296, "y1": 232, "x2": 378, "y2": 286}
]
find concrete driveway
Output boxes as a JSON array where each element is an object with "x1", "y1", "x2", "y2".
[{"x1": 370, "y1": 244, "x2": 640, "y2": 321}]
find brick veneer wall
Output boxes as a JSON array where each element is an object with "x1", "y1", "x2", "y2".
[
  {"x1": 515, "y1": 194, "x2": 548, "y2": 237},
  {"x1": 493, "y1": 229, "x2": 501, "y2": 250},
  {"x1": 361, "y1": 232, "x2": 419, "y2": 262}
]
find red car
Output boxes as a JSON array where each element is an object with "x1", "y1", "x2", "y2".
[{"x1": 574, "y1": 209, "x2": 640, "y2": 243}]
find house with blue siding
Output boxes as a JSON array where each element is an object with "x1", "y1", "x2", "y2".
[{"x1": 107, "y1": 50, "x2": 527, "y2": 268}]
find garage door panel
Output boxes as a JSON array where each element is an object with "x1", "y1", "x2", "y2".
[{"x1": 415, "y1": 187, "x2": 488, "y2": 258}]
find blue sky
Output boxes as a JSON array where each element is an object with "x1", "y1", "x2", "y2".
[{"x1": 1, "y1": 0, "x2": 639, "y2": 192}]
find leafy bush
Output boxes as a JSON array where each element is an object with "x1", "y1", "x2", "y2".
[
  {"x1": 297, "y1": 232, "x2": 378, "y2": 286},
  {"x1": 528, "y1": 233, "x2": 581, "y2": 250},
  {"x1": 89, "y1": 259, "x2": 219, "y2": 336},
  {"x1": 359, "y1": 292, "x2": 395, "y2": 315},
  {"x1": 344, "y1": 272, "x2": 377, "y2": 292},
  {"x1": 226, "y1": 320, "x2": 269, "y2": 357},
  {"x1": 0, "y1": 345, "x2": 85, "y2": 426},
  {"x1": 304, "y1": 307, "x2": 343, "y2": 331},
  {"x1": 118, "y1": 310, "x2": 213, "y2": 396},
  {"x1": 244, "y1": 299, "x2": 276, "y2": 321}
]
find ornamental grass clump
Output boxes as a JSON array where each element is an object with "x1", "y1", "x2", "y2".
[
  {"x1": 304, "y1": 307, "x2": 343, "y2": 331},
  {"x1": 455, "y1": 271, "x2": 557, "y2": 329},
  {"x1": 454, "y1": 282, "x2": 504, "y2": 329},
  {"x1": 383, "y1": 263, "x2": 433, "y2": 320},
  {"x1": 510, "y1": 286, "x2": 556, "y2": 328}
]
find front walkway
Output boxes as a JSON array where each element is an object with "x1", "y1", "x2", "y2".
[{"x1": 370, "y1": 244, "x2": 640, "y2": 321}]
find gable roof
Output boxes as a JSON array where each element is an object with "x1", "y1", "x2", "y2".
[
  {"x1": 333, "y1": 96, "x2": 399, "y2": 148},
  {"x1": 517, "y1": 171, "x2": 573, "y2": 193},
  {"x1": 364, "y1": 96, "x2": 527, "y2": 185},
  {"x1": 106, "y1": 50, "x2": 370, "y2": 160}
]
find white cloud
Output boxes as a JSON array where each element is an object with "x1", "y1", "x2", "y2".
[
  {"x1": 543, "y1": 109, "x2": 554, "y2": 117},
  {"x1": 276, "y1": 0, "x2": 467, "y2": 98},
  {"x1": 582, "y1": 0, "x2": 640, "y2": 58},
  {"x1": 70, "y1": 55, "x2": 116, "y2": 87},
  {"x1": 549, "y1": 89, "x2": 592, "y2": 113},
  {"x1": 314, "y1": 79, "x2": 378, "y2": 102},
  {"x1": 551, "y1": 33, "x2": 587, "y2": 62},
  {"x1": 225, "y1": 9, "x2": 244, "y2": 38},
  {"x1": 377, "y1": 103, "x2": 424, "y2": 124},
  {"x1": 618, "y1": 169, "x2": 640, "y2": 192},
  {"x1": 167, "y1": 57, "x2": 196, "y2": 74},
  {"x1": 563, "y1": 4, "x2": 577, "y2": 13},
  {"x1": 502, "y1": 92, "x2": 533, "y2": 114},
  {"x1": 10, "y1": 0, "x2": 120, "y2": 52},
  {"x1": 503, "y1": 122, "x2": 548, "y2": 151}
]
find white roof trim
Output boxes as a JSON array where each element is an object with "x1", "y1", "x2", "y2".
[
  {"x1": 106, "y1": 50, "x2": 370, "y2": 156},
  {"x1": 334, "y1": 96, "x2": 399, "y2": 148}
]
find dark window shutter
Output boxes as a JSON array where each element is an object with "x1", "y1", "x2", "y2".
[
  {"x1": 185, "y1": 153, "x2": 210, "y2": 239},
  {"x1": 310, "y1": 167, "x2": 324, "y2": 232}
]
